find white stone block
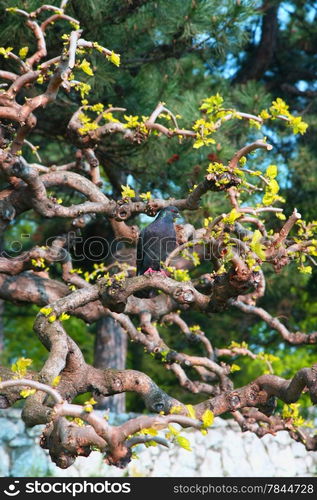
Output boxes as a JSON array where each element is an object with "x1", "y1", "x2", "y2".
[
  {"x1": 199, "y1": 450, "x2": 222, "y2": 476},
  {"x1": 0, "y1": 448, "x2": 10, "y2": 477},
  {"x1": 150, "y1": 451, "x2": 171, "y2": 476},
  {"x1": 243, "y1": 436, "x2": 274, "y2": 476}
]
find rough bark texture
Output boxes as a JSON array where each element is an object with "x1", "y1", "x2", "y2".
[
  {"x1": 234, "y1": 4, "x2": 279, "y2": 84},
  {"x1": 94, "y1": 316, "x2": 127, "y2": 412}
]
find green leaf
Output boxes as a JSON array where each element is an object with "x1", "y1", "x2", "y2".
[
  {"x1": 145, "y1": 440, "x2": 158, "y2": 447},
  {"x1": 288, "y1": 116, "x2": 308, "y2": 135},
  {"x1": 275, "y1": 212, "x2": 286, "y2": 220},
  {"x1": 106, "y1": 50, "x2": 121, "y2": 67},
  {"x1": 223, "y1": 208, "x2": 242, "y2": 225},
  {"x1": 202, "y1": 409, "x2": 214, "y2": 428},
  {"x1": 83, "y1": 404, "x2": 93, "y2": 412},
  {"x1": 140, "y1": 191, "x2": 152, "y2": 201},
  {"x1": 199, "y1": 93, "x2": 224, "y2": 114},
  {"x1": 266, "y1": 164, "x2": 277, "y2": 179},
  {"x1": 228, "y1": 340, "x2": 249, "y2": 349},
  {"x1": 262, "y1": 178, "x2": 280, "y2": 206},
  {"x1": 140, "y1": 427, "x2": 158, "y2": 436},
  {"x1": 20, "y1": 388, "x2": 36, "y2": 398},
  {"x1": 250, "y1": 230, "x2": 266, "y2": 260},
  {"x1": 176, "y1": 435, "x2": 192, "y2": 451},
  {"x1": 73, "y1": 417, "x2": 85, "y2": 426},
  {"x1": 186, "y1": 404, "x2": 196, "y2": 419},
  {"x1": 19, "y1": 46, "x2": 29, "y2": 59},
  {"x1": 59, "y1": 312, "x2": 70, "y2": 321},
  {"x1": 40, "y1": 307, "x2": 53, "y2": 317},
  {"x1": 85, "y1": 397, "x2": 97, "y2": 406},
  {"x1": 239, "y1": 156, "x2": 247, "y2": 166},
  {"x1": 0, "y1": 47, "x2": 13, "y2": 58},
  {"x1": 51, "y1": 376, "x2": 61, "y2": 387},
  {"x1": 268, "y1": 179, "x2": 279, "y2": 195},
  {"x1": 79, "y1": 58, "x2": 94, "y2": 76},
  {"x1": 11, "y1": 357, "x2": 32, "y2": 377},
  {"x1": 167, "y1": 424, "x2": 180, "y2": 436},
  {"x1": 298, "y1": 265, "x2": 312, "y2": 274},
  {"x1": 169, "y1": 405, "x2": 183, "y2": 414},
  {"x1": 121, "y1": 185, "x2": 135, "y2": 198},
  {"x1": 259, "y1": 109, "x2": 270, "y2": 120},
  {"x1": 171, "y1": 268, "x2": 191, "y2": 282}
]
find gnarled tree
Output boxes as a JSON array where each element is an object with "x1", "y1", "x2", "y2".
[{"x1": 0, "y1": 1, "x2": 316, "y2": 469}]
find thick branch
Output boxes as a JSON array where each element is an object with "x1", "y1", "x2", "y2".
[{"x1": 231, "y1": 299, "x2": 317, "y2": 345}]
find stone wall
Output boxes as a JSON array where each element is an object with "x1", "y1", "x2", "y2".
[{"x1": 0, "y1": 409, "x2": 316, "y2": 477}]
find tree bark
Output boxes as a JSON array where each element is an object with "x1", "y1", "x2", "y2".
[
  {"x1": 233, "y1": 4, "x2": 279, "y2": 84},
  {"x1": 93, "y1": 316, "x2": 127, "y2": 413}
]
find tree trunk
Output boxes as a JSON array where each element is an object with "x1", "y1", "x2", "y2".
[{"x1": 93, "y1": 316, "x2": 127, "y2": 413}]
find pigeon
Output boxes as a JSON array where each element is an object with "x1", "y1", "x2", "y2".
[{"x1": 135, "y1": 206, "x2": 180, "y2": 298}]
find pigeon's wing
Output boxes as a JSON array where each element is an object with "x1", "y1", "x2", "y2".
[
  {"x1": 137, "y1": 219, "x2": 177, "y2": 275},
  {"x1": 136, "y1": 227, "x2": 146, "y2": 275},
  {"x1": 136, "y1": 224, "x2": 160, "y2": 274},
  {"x1": 159, "y1": 223, "x2": 177, "y2": 263},
  {"x1": 135, "y1": 217, "x2": 177, "y2": 298},
  {"x1": 135, "y1": 226, "x2": 158, "y2": 298}
]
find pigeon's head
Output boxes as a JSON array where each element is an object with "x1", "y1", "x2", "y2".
[{"x1": 158, "y1": 206, "x2": 180, "y2": 222}]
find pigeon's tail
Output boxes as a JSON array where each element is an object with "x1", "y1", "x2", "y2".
[{"x1": 134, "y1": 287, "x2": 158, "y2": 299}]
